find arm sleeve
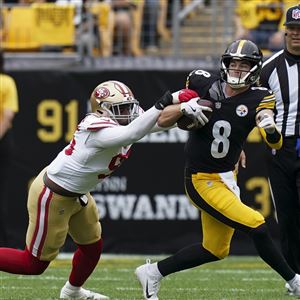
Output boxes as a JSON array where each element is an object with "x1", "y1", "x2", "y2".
[
  {"x1": 87, "y1": 106, "x2": 161, "y2": 148},
  {"x1": 256, "y1": 93, "x2": 282, "y2": 149},
  {"x1": 259, "y1": 127, "x2": 283, "y2": 150}
]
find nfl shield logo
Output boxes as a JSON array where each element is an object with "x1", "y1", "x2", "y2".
[
  {"x1": 215, "y1": 102, "x2": 221, "y2": 109},
  {"x1": 292, "y1": 8, "x2": 300, "y2": 20}
]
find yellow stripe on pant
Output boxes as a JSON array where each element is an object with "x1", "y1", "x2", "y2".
[{"x1": 185, "y1": 171, "x2": 265, "y2": 259}]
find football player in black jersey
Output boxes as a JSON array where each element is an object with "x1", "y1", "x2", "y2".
[{"x1": 135, "y1": 39, "x2": 300, "y2": 300}]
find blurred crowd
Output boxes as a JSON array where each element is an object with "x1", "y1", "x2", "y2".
[
  {"x1": 235, "y1": 0, "x2": 299, "y2": 54},
  {"x1": 0, "y1": 0, "x2": 175, "y2": 57},
  {"x1": 0, "y1": 0, "x2": 299, "y2": 58}
]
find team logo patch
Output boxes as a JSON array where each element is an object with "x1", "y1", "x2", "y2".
[
  {"x1": 215, "y1": 102, "x2": 222, "y2": 109},
  {"x1": 236, "y1": 105, "x2": 248, "y2": 117},
  {"x1": 94, "y1": 87, "x2": 110, "y2": 99},
  {"x1": 292, "y1": 8, "x2": 300, "y2": 20}
]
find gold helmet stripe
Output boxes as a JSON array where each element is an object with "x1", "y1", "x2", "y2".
[
  {"x1": 111, "y1": 80, "x2": 133, "y2": 97},
  {"x1": 236, "y1": 40, "x2": 246, "y2": 55}
]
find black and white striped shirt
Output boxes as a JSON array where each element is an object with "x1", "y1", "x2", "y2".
[{"x1": 260, "y1": 49, "x2": 300, "y2": 137}]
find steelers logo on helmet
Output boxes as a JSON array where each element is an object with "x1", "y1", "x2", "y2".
[
  {"x1": 220, "y1": 39, "x2": 263, "y2": 89},
  {"x1": 90, "y1": 80, "x2": 140, "y2": 125}
]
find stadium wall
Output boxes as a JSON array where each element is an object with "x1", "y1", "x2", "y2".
[{"x1": 5, "y1": 70, "x2": 279, "y2": 255}]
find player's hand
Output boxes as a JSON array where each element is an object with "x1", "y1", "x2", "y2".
[
  {"x1": 234, "y1": 150, "x2": 246, "y2": 174},
  {"x1": 155, "y1": 89, "x2": 199, "y2": 110},
  {"x1": 155, "y1": 91, "x2": 173, "y2": 110},
  {"x1": 172, "y1": 89, "x2": 199, "y2": 103},
  {"x1": 180, "y1": 98, "x2": 212, "y2": 126},
  {"x1": 257, "y1": 114, "x2": 276, "y2": 134}
]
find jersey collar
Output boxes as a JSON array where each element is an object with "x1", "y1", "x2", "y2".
[{"x1": 284, "y1": 49, "x2": 300, "y2": 66}]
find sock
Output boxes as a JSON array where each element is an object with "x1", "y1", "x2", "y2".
[
  {"x1": 69, "y1": 239, "x2": 103, "y2": 287},
  {"x1": 65, "y1": 281, "x2": 80, "y2": 291},
  {"x1": 249, "y1": 224, "x2": 295, "y2": 281},
  {"x1": 157, "y1": 243, "x2": 219, "y2": 276},
  {"x1": 148, "y1": 262, "x2": 162, "y2": 279},
  {"x1": 0, "y1": 247, "x2": 49, "y2": 274}
]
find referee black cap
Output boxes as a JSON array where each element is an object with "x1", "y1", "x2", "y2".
[{"x1": 284, "y1": 4, "x2": 300, "y2": 26}]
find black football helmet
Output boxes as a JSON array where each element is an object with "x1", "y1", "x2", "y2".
[{"x1": 220, "y1": 39, "x2": 263, "y2": 88}]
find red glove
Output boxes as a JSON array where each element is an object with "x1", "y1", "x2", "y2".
[{"x1": 172, "y1": 89, "x2": 199, "y2": 103}]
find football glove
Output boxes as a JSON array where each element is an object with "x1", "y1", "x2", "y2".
[
  {"x1": 172, "y1": 89, "x2": 199, "y2": 103},
  {"x1": 155, "y1": 89, "x2": 199, "y2": 110},
  {"x1": 155, "y1": 91, "x2": 173, "y2": 110},
  {"x1": 257, "y1": 114, "x2": 276, "y2": 134},
  {"x1": 180, "y1": 97, "x2": 212, "y2": 126}
]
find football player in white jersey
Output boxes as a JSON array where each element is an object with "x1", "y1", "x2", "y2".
[{"x1": 0, "y1": 80, "x2": 209, "y2": 300}]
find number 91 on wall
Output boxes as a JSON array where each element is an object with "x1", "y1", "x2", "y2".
[{"x1": 37, "y1": 99, "x2": 79, "y2": 143}]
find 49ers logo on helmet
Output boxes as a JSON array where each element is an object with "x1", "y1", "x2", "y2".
[{"x1": 94, "y1": 87, "x2": 110, "y2": 99}]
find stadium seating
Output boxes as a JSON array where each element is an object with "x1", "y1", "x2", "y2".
[
  {"x1": 1, "y1": 6, "x2": 39, "y2": 50},
  {"x1": 2, "y1": 4, "x2": 75, "y2": 51}
]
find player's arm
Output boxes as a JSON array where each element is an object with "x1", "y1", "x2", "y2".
[
  {"x1": 256, "y1": 109, "x2": 282, "y2": 150},
  {"x1": 157, "y1": 104, "x2": 183, "y2": 128},
  {"x1": 158, "y1": 97, "x2": 213, "y2": 128},
  {"x1": 88, "y1": 106, "x2": 162, "y2": 148},
  {"x1": 86, "y1": 90, "x2": 196, "y2": 147},
  {"x1": 0, "y1": 76, "x2": 18, "y2": 139},
  {"x1": 150, "y1": 89, "x2": 201, "y2": 130},
  {"x1": 153, "y1": 69, "x2": 215, "y2": 129},
  {"x1": 0, "y1": 109, "x2": 15, "y2": 139}
]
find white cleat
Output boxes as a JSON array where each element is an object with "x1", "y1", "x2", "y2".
[
  {"x1": 288, "y1": 274, "x2": 300, "y2": 298},
  {"x1": 285, "y1": 282, "x2": 294, "y2": 296},
  {"x1": 135, "y1": 259, "x2": 161, "y2": 300},
  {"x1": 60, "y1": 283, "x2": 109, "y2": 300}
]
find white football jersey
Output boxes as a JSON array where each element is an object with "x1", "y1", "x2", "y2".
[{"x1": 47, "y1": 113, "x2": 132, "y2": 194}]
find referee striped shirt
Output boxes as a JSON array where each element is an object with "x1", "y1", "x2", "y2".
[{"x1": 260, "y1": 49, "x2": 300, "y2": 137}]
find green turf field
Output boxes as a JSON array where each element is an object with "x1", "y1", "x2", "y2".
[{"x1": 0, "y1": 255, "x2": 294, "y2": 300}]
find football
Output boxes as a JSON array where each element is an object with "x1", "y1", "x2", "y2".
[{"x1": 177, "y1": 99, "x2": 214, "y2": 131}]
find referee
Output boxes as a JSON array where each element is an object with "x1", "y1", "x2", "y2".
[{"x1": 260, "y1": 4, "x2": 300, "y2": 275}]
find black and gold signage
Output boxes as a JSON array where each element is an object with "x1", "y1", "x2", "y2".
[{"x1": 4, "y1": 70, "x2": 278, "y2": 254}]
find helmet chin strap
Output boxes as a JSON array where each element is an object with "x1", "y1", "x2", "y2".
[
  {"x1": 228, "y1": 83, "x2": 248, "y2": 89},
  {"x1": 227, "y1": 72, "x2": 250, "y2": 89},
  {"x1": 96, "y1": 109, "x2": 110, "y2": 117}
]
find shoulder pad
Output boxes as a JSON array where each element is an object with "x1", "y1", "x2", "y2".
[
  {"x1": 186, "y1": 69, "x2": 219, "y2": 98},
  {"x1": 250, "y1": 86, "x2": 269, "y2": 92},
  {"x1": 250, "y1": 86, "x2": 274, "y2": 97},
  {"x1": 79, "y1": 114, "x2": 118, "y2": 131},
  {"x1": 256, "y1": 89, "x2": 276, "y2": 112}
]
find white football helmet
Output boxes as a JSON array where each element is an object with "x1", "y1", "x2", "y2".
[{"x1": 90, "y1": 80, "x2": 140, "y2": 125}]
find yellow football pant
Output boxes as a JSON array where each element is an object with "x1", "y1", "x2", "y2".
[{"x1": 185, "y1": 171, "x2": 265, "y2": 259}]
